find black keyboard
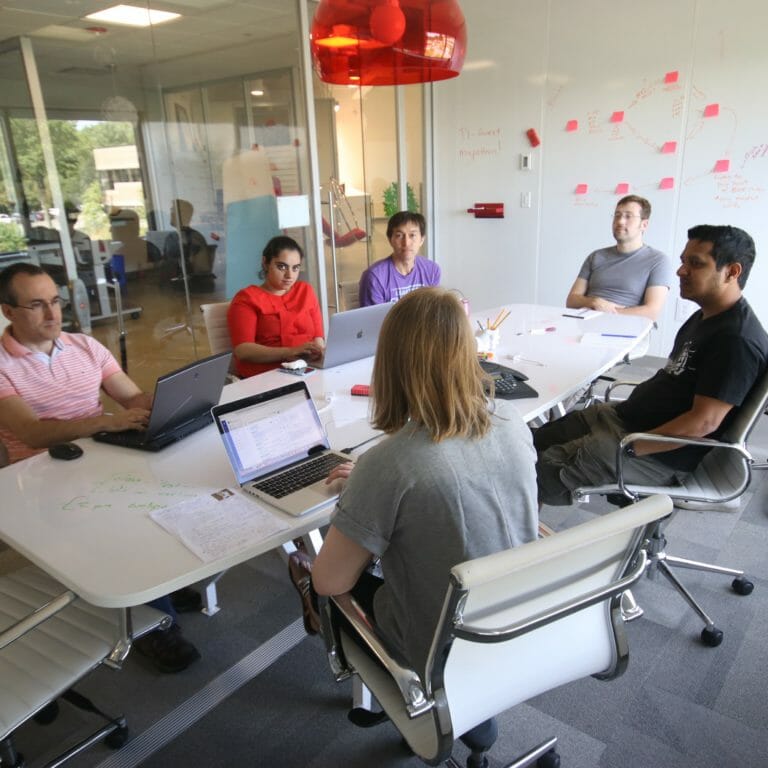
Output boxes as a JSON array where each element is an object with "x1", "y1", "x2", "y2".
[
  {"x1": 253, "y1": 453, "x2": 348, "y2": 499},
  {"x1": 93, "y1": 410, "x2": 213, "y2": 450}
]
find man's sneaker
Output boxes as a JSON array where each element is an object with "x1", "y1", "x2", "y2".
[
  {"x1": 171, "y1": 586, "x2": 203, "y2": 613},
  {"x1": 674, "y1": 497, "x2": 741, "y2": 512},
  {"x1": 133, "y1": 624, "x2": 201, "y2": 673}
]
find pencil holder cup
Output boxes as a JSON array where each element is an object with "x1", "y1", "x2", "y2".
[{"x1": 475, "y1": 328, "x2": 500, "y2": 353}]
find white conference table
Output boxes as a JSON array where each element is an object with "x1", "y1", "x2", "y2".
[{"x1": 0, "y1": 304, "x2": 651, "y2": 609}]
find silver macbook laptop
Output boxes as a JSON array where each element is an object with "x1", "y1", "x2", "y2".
[
  {"x1": 93, "y1": 352, "x2": 231, "y2": 451},
  {"x1": 211, "y1": 381, "x2": 350, "y2": 516},
  {"x1": 315, "y1": 303, "x2": 392, "y2": 368}
]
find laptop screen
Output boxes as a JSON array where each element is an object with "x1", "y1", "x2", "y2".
[{"x1": 215, "y1": 385, "x2": 330, "y2": 485}]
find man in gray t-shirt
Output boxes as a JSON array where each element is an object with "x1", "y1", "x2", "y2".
[{"x1": 566, "y1": 195, "x2": 675, "y2": 321}]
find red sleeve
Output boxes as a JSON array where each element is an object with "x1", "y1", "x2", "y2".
[
  {"x1": 304, "y1": 283, "x2": 324, "y2": 338},
  {"x1": 227, "y1": 288, "x2": 259, "y2": 348}
]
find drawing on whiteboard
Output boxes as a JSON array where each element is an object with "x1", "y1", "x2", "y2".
[
  {"x1": 457, "y1": 126, "x2": 503, "y2": 161},
  {"x1": 559, "y1": 68, "x2": 764, "y2": 209}
]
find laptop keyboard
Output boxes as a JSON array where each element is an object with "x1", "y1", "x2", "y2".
[
  {"x1": 253, "y1": 453, "x2": 348, "y2": 499},
  {"x1": 94, "y1": 410, "x2": 213, "y2": 448}
]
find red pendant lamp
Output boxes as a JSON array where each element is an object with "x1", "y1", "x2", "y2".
[{"x1": 311, "y1": 0, "x2": 467, "y2": 86}]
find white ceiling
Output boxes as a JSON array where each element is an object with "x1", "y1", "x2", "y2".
[{"x1": 0, "y1": 0, "x2": 302, "y2": 76}]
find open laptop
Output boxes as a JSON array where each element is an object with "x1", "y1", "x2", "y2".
[
  {"x1": 211, "y1": 380, "x2": 350, "y2": 516},
  {"x1": 93, "y1": 352, "x2": 231, "y2": 451},
  {"x1": 315, "y1": 303, "x2": 392, "y2": 368}
]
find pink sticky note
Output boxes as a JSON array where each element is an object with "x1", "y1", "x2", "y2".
[
  {"x1": 615, "y1": 183, "x2": 630, "y2": 195},
  {"x1": 566, "y1": 119, "x2": 578, "y2": 132},
  {"x1": 704, "y1": 103, "x2": 719, "y2": 117},
  {"x1": 661, "y1": 141, "x2": 677, "y2": 154},
  {"x1": 664, "y1": 70, "x2": 679, "y2": 84},
  {"x1": 714, "y1": 159, "x2": 730, "y2": 173},
  {"x1": 610, "y1": 111, "x2": 625, "y2": 123},
  {"x1": 575, "y1": 183, "x2": 588, "y2": 195},
  {"x1": 659, "y1": 177, "x2": 675, "y2": 190}
]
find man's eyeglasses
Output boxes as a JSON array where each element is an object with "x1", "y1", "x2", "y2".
[
  {"x1": 11, "y1": 297, "x2": 63, "y2": 312},
  {"x1": 613, "y1": 212, "x2": 641, "y2": 221}
]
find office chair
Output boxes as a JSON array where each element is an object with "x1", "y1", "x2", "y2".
[
  {"x1": 321, "y1": 495, "x2": 671, "y2": 768},
  {"x1": 200, "y1": 301, "x2": 239, "y2": 385},
  {"x1": 200, "y1": 301, "x2": 233, "y2": 357},
  {"x1": 338, "y1": 280, "x2": 361, "y2": 312},
  {"x1": 0, "y1": 565, "x2": 169, "y2": 767},
  {"x1": 573, "y1": 370, "x2": 768, "y2": 647}
]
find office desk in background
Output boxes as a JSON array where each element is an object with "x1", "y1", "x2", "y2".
[{"x1": 0, "y1": 305, "x2": 650, "y2": 610}]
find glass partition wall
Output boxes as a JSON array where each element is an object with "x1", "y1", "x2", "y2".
[
  {"x1": 1, "y1": 1, "x2": 429, "y2": 391},
  {"x1": 314, "y1": 77, "x2": 425, "y2": 312}
]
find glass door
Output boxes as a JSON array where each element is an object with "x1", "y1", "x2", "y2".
[{"x1": 312, "y1": 75, "x2": 425, "y2": 313}]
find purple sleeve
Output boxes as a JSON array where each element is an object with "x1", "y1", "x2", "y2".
[
  {"x1": 430, "y1": 260, "x2": 441, "y2": 285},
  {"x1": 359, "y1": 265, "x2": 386, "y2": 306}
]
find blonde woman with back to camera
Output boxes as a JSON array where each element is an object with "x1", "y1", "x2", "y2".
[{"x1": 289, "y1": 287, "x2": 539, "y2": 754}]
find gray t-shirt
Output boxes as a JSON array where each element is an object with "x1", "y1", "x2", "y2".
[
  {"x1": 578, "y1": 244, "x2": 674, "y2": 308},
  {"x1": 331, "y1": 410, "x2": 538, "y2": 675}
]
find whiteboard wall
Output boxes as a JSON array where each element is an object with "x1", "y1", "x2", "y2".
[{"x1": 433, "y1": 0, "x2": 768, "y2": 356}]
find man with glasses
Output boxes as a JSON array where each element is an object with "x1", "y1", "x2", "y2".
[
  {"x1": 0, "y1": 262, "x2": 202, "y2": 674},
  {"x1": 566, "y1": 195, "x2": 674, "y2": 321}
]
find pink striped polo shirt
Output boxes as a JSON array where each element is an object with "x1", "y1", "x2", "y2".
[{"x1": 0, "y1": 329, "x2": 122, "y2": 463}]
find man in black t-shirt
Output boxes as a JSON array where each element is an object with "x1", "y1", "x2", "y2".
[{"x1": 535, "y1": 224, "x2": 768, "y2": 506}]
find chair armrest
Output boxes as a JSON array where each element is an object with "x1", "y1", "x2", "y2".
[
  {"x1": 0, "y1": 589, "x2": 76, "y2": 651},
  {"x1": 330, "y1": 593, "x2": 432, "y2": 717},
  {"x1": 604, "y1": 380, "x2": 639, "y2": 402},
  {"x1": 615, "y1": 432, "x2": 753, "y2": 499},
  {"x1": 453, "y1": 550, "x2": 647, "y2": 643}
]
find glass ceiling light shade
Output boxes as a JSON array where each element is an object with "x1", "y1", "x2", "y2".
[{"x1": 311, "y1": 0, "x2": 467, "y2": 86}]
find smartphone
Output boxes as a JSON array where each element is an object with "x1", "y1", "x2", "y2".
[{"x1": 279, "y1": 366, "x2": 316, "y2": 377}]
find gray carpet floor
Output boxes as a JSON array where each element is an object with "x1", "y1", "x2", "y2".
[{"x1": 8, "y1": 388, "x2": 768, "y2": 767}]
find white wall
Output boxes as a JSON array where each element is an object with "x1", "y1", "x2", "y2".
[{"x1": 434, "y1": 0, "x2": 768, "y2": 356}]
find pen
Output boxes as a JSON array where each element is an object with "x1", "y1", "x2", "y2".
[
  {"x1": 601, "y1": 333, "x2": 636, "y2": 338},
  {"x1": 562, "y1": 313, "x2": 585, "y2": 319}
]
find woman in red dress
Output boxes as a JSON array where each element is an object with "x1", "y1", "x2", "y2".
[{"x1": 228, "y1": 236, "x2": 324, "y2": 377}]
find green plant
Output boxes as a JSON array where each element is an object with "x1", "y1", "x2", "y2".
[
  {"x1": 0, "y1": 222, "x2": 26, "y2": 253},
  {"x1": 382, "y1": 182, "x2": 419, "y2": 218}
]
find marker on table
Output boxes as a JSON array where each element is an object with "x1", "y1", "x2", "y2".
[{"x1": 601, "y1": 333, "x2": 636, "y2": 338}]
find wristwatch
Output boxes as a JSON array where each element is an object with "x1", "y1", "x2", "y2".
[{"x1": 624, "y1": 443, "x2": 637, "y2": 458}]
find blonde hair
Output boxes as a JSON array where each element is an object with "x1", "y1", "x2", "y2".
[{"x1": 371, "y1": 288, "x2": 492, "y2": 441}]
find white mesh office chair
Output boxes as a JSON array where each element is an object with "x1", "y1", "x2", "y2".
[
  {"x1": 573, "y1": 370, "x2": 768, "y2": 647},
  {"x1": 0, "y1": 566, "x2": 169, "y2": 767},
  {"x1": 200, "y1": 301, "x2": 232, "y2": 356},
  {"x1": 322, "y1": 495, "x2": 671, "y2": 768},
  {"x1": 200, "y1": 301, "x2": 238, "y2": 384},
  {"x1": 338, "y1": 280, "x2": 361, "y2": 312}
]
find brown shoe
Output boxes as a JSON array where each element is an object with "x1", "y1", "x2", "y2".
[{"x1": 288, "y1": 551, "x2": 320, "y2": 635}]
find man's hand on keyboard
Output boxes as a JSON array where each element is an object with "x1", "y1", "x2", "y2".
[
  {"x1": 105, "y1": 407, "x2": 150, "y2": 432},
  {"x1": 325, "y1": 461, "x2": 355, "y2": 486}
]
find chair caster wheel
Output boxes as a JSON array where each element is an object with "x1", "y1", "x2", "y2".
[
  {"x1": 104, "y1": 725, "x2": 129, "y2": 750},
  {"x1": 732, "y1": 577, "x2": 754, "y2": 596},
  {"x1": 32, "y1": 700, "x2": 60, "y2": 725},
  {"x1": 538, "y1": 749, "x2": 561, "y2": 768},
  {"x1": 701, "y1": 627, "x2": 723, "y2": 647}
]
